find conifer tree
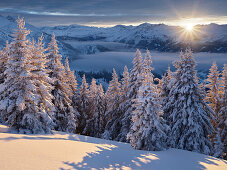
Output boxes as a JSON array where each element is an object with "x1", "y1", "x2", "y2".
[
  {"x1": 128, "y1": 49, "x2": 144, "y2": 99},
  {"x1": 120, "y1": 66, "x2": 130, "y2": 102},
  {"x1": 94, "y1": 84, "x2": 106, "y2": 137},
  {"x1": 206, "y1": 62, "x2": 222, "y2": 117},
  {"x1": 77, "y1": 74, "x2": 90, "y2": 134},
  {"x1": 64, "y1": 57, "x2": 79, "y2": 115},
  {"x1": 218, "y1": 64, "x2": 227, "y2": 159},
  {"x1": 143, "y1": 50, "x2": 153, "y2": 78},
  {"x1": 160, "y1": 67, "x2": 173, "y2": 124},
  {"x1": 84, "y1": 84, "x2": 106, "y2": 138},
  {"x1": 47, "y1": 33, "x2": 60, "y2": 78},
  {"x1": 205, "y1": 63, "x2": 224, "y2": 154},
  {"x1": 167, "y1": 49, "x2": 215, "y2": 155},
  {"x1": 83, "y1": 78, "x2": 98, "y2": 135},
  {"x1": 114, "y1": 49, "x2": 144, "y2": 142},
  {"x1": 0, "y1": 41, "x2": 9, "y2": 84},
  {"x1": 102, "y1": 69, "x2": 122, "y2": 140},
  {"x1": 28, "y1": 35, "x2": 56, "y2": 130},
  {"x1": 127, "y1": 73, "x2": 168, "y2": 151},
  {"x1": 0, "y1": 17, "x2": 54, "y2": 133},
  {"x1": 48, "y1": 33, "x2": 77, "y2": 133},
  {"x1": 106, "y1": 69, "x2": 121, "y2": 110}
]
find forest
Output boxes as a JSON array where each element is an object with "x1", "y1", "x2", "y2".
[{"x1": 0, "y1": 17, "x2": 226, "y2": 160}]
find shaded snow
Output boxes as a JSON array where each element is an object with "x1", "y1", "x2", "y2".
[{"x1": 0, "y1": 124, "x2": 226, "y2": 170}]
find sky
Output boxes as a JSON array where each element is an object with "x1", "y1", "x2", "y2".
[{"x1": 0, "y1": 0, "x2": 227, "y2": 27}]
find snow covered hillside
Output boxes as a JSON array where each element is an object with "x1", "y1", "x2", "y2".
[
  {"x1": 0, "y1": 124, "x2": 226, "y2": 170},
  {"x1": 0, "y1": 15, "x2": 79, "y2": 59},
  {"x1": 1, "y1": 15, "x2": 227, "y2": 58},
  {"x1": 41, "y1": 23, "x2": 227, "y2": 53}
]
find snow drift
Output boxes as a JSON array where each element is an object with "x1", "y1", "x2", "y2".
[{"x1": 0, "y1": 124, "x2": 226, "y2": 170}]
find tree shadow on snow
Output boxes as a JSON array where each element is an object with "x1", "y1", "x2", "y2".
[
  {"x1": 60, "y1": 146, "x2": 225, "y2": 170},
  {"x1": 0, "y1": 130, "x2": 225, "y2": 169}
]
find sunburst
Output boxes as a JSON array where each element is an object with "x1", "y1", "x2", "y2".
[
  {"x1": 177, "y1": 21, "x2": 204, "y2": 42},
  {"x1": 184, "y1": 23, "x2": 194, "y2": 32}
]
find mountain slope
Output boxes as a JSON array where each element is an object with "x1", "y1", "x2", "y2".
[
  {"x1": 0, "y1": 15, "x2": 80, "y2": 59},
  {"x1": 41, "y1": 23, "x2": 227, "y2": 53},
  {"x1": 0, "y1": 124, "x2": 226, "y2": 170},
  {"x1": 1, "y1": 15, "x2": 227, "y2": 55}
]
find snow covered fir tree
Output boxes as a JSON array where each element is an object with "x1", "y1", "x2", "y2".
[
  {"x1": 127, "y1": 52, "x2": 168, "y2": 151},
  {"x1": 0, "y1": 17, "x2": 55, "y2": 133},
  {"x1": 47, "y1": 33, "x2": 78, "y2": 133},
  {"x1": 0, "y1": 17, "x2": 226, "y2": 160},
  {"x1": 217, "y1": 64, "x2": 227, "y2": 159},
  {"x1": 165, "y1": 49, "x2": 215, "y2": 155}
]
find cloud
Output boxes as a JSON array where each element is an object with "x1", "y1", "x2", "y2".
[
  {"x1": 0, "y1": 0, "x2": 227, "y2": 26},
  {"x1": 0, "y1": 8, "x2": 163, "y2": 17}
]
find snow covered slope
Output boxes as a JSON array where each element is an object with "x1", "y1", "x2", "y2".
[
  {"x1": 1, "y1": 15, "x2": 227, "y2": 56},
  {"x1": 42, "y1": 23, "x2": 227, "y2": 53},
  {"x1": 0, "y1": 124, "x2": 226, "y2": 170},
  {"x1": 0, "y1": 15, "x2": 49, "y2": 49},
  {"x1": 0, "y1": 15, "x2": 80, "y2": 59}
]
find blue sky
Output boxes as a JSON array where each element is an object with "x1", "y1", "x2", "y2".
[{"x1": 0, "y1": 0, "x2": 227, "y2": 26}]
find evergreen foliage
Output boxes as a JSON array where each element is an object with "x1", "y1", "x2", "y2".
[
  {"x1": 128, "y1": 54, "x2": 168, "y2": 151},
  {"x1": 48, "y1": 33, "x2": 77, "y2": 133},
  {"x1": 218, "y1": 64, "x2": 227, "y2": 159},
  {"x1": 0, "y1": 41, "x2": 9, "y2": 84},
  {"x1": 167, "y1": 49, "x2": 215, "y2": 155},
  {"x1": 205, "y1": 62, "x2": 222, "y2": 117},
  {"x1": 77, "y1": 74, "x2": 90, "y2": 134},
  {"x1": 0, "y1": 17, "x2": 54, "y2": 133}
]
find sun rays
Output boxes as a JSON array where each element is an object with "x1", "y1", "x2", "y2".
[
  {"x1": 184, "y1": 23, "x2": 194, "y2": 32},
  {"x1": 176, "y1": 19, "x2": 206, "y2": 42}
]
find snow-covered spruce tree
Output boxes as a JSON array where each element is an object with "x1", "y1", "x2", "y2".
[
  {"x1": 93, "y1": 84, "x2": 107, "y2": 137},
  {"x1": 168, "y1": 49, "x2": 215, "y2": 155},
  {"x1": 120, "y1": 65, "x2": 130, "y2": 102},
  {"x1": 0, "y1": 41, "x2": 9, "y2": 84},
  {"x1": 64, "y1": 57, "x2": 79, "y2": 115},
  {"x1": 0, "y1": 17, "x2": 54, "y2": 133},
  {"x1": 28, "y1": 35, "x2": 56, "y2": 130},
  {"x1": 82, "y1": 78, "x2": 98, "y2": 135},
  {"x1": 143, "y1": 50, "x2": 153, "y2": 78},
  {"x1": 205, "y1": 62, "x2": 222, "y2": 117},
  {"x1": 105, "y1": 68, "x2": 121, "y2": 111},
  {"x1": 128, "y1": 49, "x2": 144, "y2": 99},
  {"x1": 102, "y1": 68, "x2": 122, "y2": 140},
  {"x1": 127, "y1": 68, "x2": 168, "y2": 151},
  {"x1": 102, "y1": 65, "x2": 131, "y2": 140},
  {"x1": 160, "y1": 66, "x2": 173, "y2": 125},
  {"x1": 0, "y1": 42, "x2": 9, "y2": 122},
  {"x1": 113, "y1": 49, "x2": 144, "y2": 142},
  {"x1": 77, "y1": 74, "x2": 90, "y2": 134},
  {"x1": 48, "y1": 33, "x2": 77, "y2": 133},
  {"x1": 46, "y1": 33, "x2": 60, "y2": 78},
  {"x1": 218, "y1": 64, "x2": 227, "y2": 159},
  {"x1": 205, "y1": 62, "x2": 223, "y2": 154},
  {"x1": 84, "y1": 83, "x2": 106, "y2": 138}
]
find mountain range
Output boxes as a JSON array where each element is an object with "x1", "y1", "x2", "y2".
[
  {"x1": 41, "y1": 22, "x2": 227, "y2": 54},
  {"x1": 1, "y1": 15, "x2": 227, "y2": 58}
]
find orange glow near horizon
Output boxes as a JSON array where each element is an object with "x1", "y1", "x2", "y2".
[{"x1": 82, "y1": 16, "x2": 227, "y2": 28}]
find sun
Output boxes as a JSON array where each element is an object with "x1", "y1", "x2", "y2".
[{"x1": 184, "y1": 24, "x2": 194, "y2": 32}]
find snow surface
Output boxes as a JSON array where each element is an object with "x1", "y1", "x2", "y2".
[{"x1": 0, "y1": 124, "x2": 226, "y2": 170}]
